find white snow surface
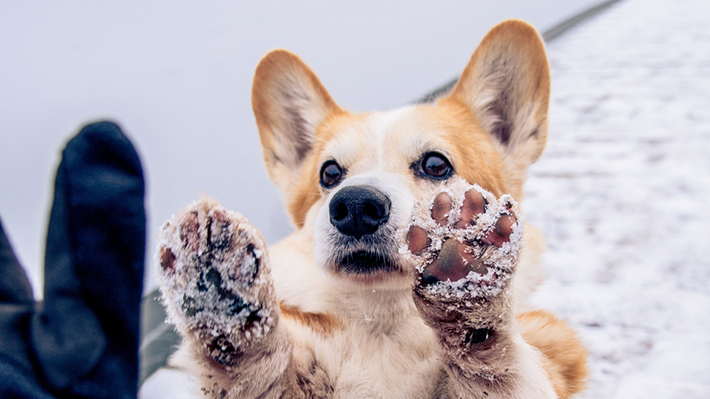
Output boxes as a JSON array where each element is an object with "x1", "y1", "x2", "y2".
[{"x1": 522, "y1": 0, "x2": 710, "y2": 397}]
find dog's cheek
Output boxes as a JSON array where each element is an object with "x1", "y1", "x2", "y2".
[
  {"x1": 387, "y1": 187, "x2": 416, "y2": 242},
  {"x1": 313, "y1": 200, "x2": 336, "y2": 271}
]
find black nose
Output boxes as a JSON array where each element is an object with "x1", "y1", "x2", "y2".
[{"x1": 329, "y1": 185, "x2": 391, "y2": 239}]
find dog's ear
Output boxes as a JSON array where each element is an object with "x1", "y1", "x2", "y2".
[
  {"x1": 252, "y1": 50, "x2": 341, "y2": 192},
  {"x1": 447, "y1": 19, "x2": 550, "y2": 167}
]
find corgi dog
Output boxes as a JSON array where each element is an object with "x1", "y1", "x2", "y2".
[{"x1": 156, "y1": 19, "x2": 588, "y2": 399}]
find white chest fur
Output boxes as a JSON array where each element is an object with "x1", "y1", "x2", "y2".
[{"x1": 290, "y1": 288, "x2": 444, "y2": 399}]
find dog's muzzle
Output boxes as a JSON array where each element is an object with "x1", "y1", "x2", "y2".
[
  {"x1": 329, "y1": 185, "x2": 391, "y2": 239},
  {"x1": 319, "y1": 182, "x2": 406, "y2": 278}
]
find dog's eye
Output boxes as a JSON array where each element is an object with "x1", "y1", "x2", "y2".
[
  {"x1": 320, "y1": 161, "x2": 344, "y2": 188},
  {"x1": 420, "y1": 152, "x2": 453, "y2": 179}
]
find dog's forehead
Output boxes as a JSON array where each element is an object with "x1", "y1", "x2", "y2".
[
  {"x1": 323, "y1": 106, "x2": 451, "y2": 173},
  {"x1": 316, "y1": 101, "x2": 508, "y2": 197}
]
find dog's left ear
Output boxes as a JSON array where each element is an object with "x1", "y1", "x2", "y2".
[
  {"x1": 252, "y1": 50, "x2": 341, "y2": 192},
  {"x1": 447, "y1": 19, "x2": 550, "y2": 168}
]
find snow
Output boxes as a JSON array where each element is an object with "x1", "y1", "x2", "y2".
[
  {"x1": 139, "y1": 368, "x2": 199, "y2": 399},
  {"x1": 405, "y1": 178, "x2": 524, "y2": 300},
  {"x1": 521, "y1": 0, "x2": 710, "y2": 396},
  {"x1": 156, "y1": 200, "x2": 275, "y2": 347}
]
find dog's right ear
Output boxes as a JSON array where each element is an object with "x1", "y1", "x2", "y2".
[
  {"x1": 252, "y1": 50, "x2": 341, "y2": 192},
  {"x1": 446, "y1": 20, "x2": 550, "y2": 171}
]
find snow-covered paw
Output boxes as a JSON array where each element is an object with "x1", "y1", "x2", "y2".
[
  {"x1": 405, "y1": 178, "x2": 523, "y2": 341},
  {"x1": 156, "y1": 197, "x2": 278, "y2": 365}
]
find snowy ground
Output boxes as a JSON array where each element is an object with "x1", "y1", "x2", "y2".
[{"x1": 522, "y1": 0, "x2": 710, "y2": 397}]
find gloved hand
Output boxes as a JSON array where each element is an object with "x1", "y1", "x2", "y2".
[{"x1": 0, "y1": 121, "x2": 146, "y2": 399}]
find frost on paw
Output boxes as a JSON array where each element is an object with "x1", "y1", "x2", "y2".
[
  {"x1": 403, "y1": 177, "x2": 523, "y2": 332},
  {"x1": 155, "y1": 197, "x2": 277, "y2": 364}
]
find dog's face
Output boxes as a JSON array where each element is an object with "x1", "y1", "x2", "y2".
[
  {"x1": 306, "y1": 106, "x2": 511, "y2": 289},
  {"x1": 252, "y1": 20, "x2": 550, "y2": 289}
]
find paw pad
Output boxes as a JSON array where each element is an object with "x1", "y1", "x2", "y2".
[
  {"x1": 155, "y1": 198, "x2": 277, "y2": 355},
  {"x1": 421, "y1": 238, "x2": 487, "y2": 286},
  {"x1": 207, "y1": 335, "x2": 239, "y2": 365},
  {"x1": 179, "y1": 211, "x2": 200, "y2": 252},
  {"x1": 160, "y1": 247, "x2": 176, "y2": 272},
  {"x1": 404, "y1": 177, "x2": 523, "y2": 299}
]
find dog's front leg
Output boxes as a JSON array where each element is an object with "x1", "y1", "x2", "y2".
[
  {"x1": 156, "y1": 198, "x2": 296, "y2": 398},
  {"x1": 406, "y1": 180, "x2": 558, "y2": 399}
]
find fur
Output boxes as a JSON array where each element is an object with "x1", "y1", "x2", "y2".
[{"x1": 157, "y1": 19, "x2": 588, "y2": 398}]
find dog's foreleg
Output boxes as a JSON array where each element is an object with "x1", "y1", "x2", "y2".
[
  {"x1": 406, "y1": 179, "x2": 558, "y2": 399},
  {"x1": 156, "y1": 198, "x2": 296, "y2": 398}
]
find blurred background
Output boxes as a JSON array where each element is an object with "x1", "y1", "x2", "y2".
[{"x1": 0, "y1": 0, "x2": 600, "y2": 296}]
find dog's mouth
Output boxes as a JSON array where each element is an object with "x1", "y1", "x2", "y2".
[{"x1": 338, "y1": 250, "x2": 398, "y2": 275}]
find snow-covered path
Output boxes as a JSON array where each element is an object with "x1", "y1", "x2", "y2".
[{"x1": 523, "y1": 0, "x2": 710, "y2": 397}]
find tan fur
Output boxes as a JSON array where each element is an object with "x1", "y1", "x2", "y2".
[
  {"x1": 279, "y1": 302, "x2": 343, "y2": 336},
  {"x1": 161, "y1": 19, "x2": 588, "y2": 398},
  {"x1": 448, "y1": 20, "x2": 550, "y2": 201},
  {"x1": 252, "y1": 50, "x2": 350, "y2": 228},
  {"x1": 518, "y1": 311, "x2": 589, "y2": 398}
]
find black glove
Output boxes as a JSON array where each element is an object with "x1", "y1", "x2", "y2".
[{"x1": 0, "y1": 121, "x2": 146, "y2": 399}]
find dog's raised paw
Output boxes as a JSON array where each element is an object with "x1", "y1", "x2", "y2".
[
  {"x1": 156, "y1": 197, "x2": 278, "y2": 363},
  {"x1": 405, "y1": 178, "x2": 523, "y2": 330}
]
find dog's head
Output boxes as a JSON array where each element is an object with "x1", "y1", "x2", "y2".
[{"x1": 251, "y1": 20, "x2": 549, "y2": 289}]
